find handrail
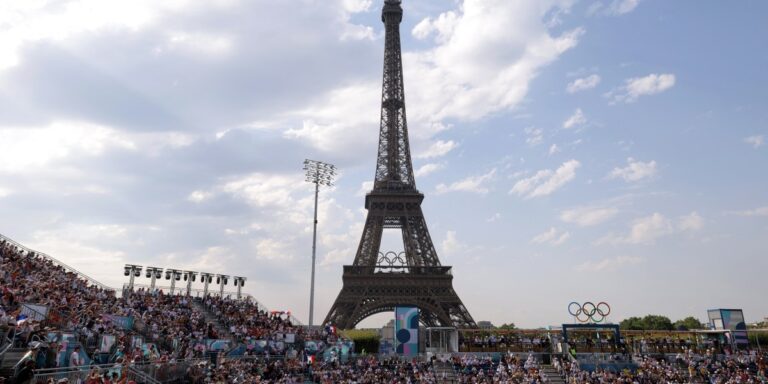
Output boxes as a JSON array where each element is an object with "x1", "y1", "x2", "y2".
[
  {"x1": 1, "y1": 327, "x2": 16, "y2": 357},
  {"x1": 0, "y1": 233, "x2": 115, "y2": 292},
  {"x1": 128, "y1": 284, "x2": 304, "y2": 326}
]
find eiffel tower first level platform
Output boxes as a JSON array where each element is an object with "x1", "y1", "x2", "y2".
[
  {"x1": 323, "y1": 0, "x2": 476, "y2": 329},
  {"x1": 325, "y1": 266, "x2": 476, "y2": 329}
]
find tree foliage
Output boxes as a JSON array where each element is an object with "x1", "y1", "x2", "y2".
[
  {"x1": 497, "y1": 323, "x2": 516, "y2": 330},
  {"x1": 673, "y1": 316, "x2": 704, "y2": 331},
  {"x1": 619, "y1": 315, "x2": 674, "y2": 330}
]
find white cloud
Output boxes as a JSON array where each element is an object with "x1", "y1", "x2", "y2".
[
  {"x1": 678, "y1": 211, "x2": 704, "y2": 232},
  {"x1": 412, "y1": 11, "x2": 459, "y2": 43},
  {"x1": 607, "y1": 0, "x2": 641, "y2": 15},
  {"x1": 441, "y1": 230, "x2": 464, "y2": 256},
  {"x1": 531, "y1": 227, "x2": 570, "y2": 245},
  {"x1": 548, "y1": 144, "x2": 561, "y2": 156},
  {"x1": 562, "y1": 108, "x2": 586, "y2": 129},
  {"x1": 608, "y1": 158, "x2": 657, "y2": 182},
  {"x1": 0, "y1": 121, "x2": 135, "y2": 173},
  {"x1": 744, "y1": 135, "x2": 764, "y2": 148},
  {"x1": 188, "y1": 190, "x2": 213, "y2": 203},
  {"x1": 436, "y1": 168, "x2": 496, "y2": 195},
  {"x1": 417, "y1": 140, "x2": 458, "y2": 159},
  {"x1": 729, "y1": 206, "x2": 768, "y2": 217},
  {"x1": 560, "y1": 206, "x2": 619, "y2": 226},
  {"x1": 566, "y1": 74, "x2": 600, "y2": 93},
  {"x1": 486, "y1": 213, "x2": 501, "y2": 222},
  {"x1": 587, "y1": 0, "x2": 641, "y2": 17},
  {"x1": 607, "y1": 73, "x2": 676, "y2": 103},
  {"x1": 525, "y1": 127, "x2": 544, "y2": 146},
  {"x1": 510, "y1": 160, "x2": 580, "y2": 198},
  {"x1": 0, "y1": 187, "x2": 11, "y2": 198},
  {"x1": 357, "y1": 181, "x2": 374, "y2": 196},
  {"x1": 576, "y1": 255, "x2": 644, "y2": 272},
  {"x1": 283, "y1": 0, "x2": 583, "y2": 158},
  {"x1": 596, "y1": 213, "x2": 673, "y2": 245},
  {"x1": 415, "y1": 163, "x2": 444, "y2": 178}
]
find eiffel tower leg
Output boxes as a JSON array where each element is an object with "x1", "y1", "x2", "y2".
[
  {"x1": 353, "y1": 214, "x2": 384, "y2": 267},
  {"x1": 402, "y1": 211, "x2": 440, "y2": 267}
]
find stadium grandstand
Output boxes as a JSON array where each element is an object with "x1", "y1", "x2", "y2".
[{"x1": 2, "y1": 233, "x2": 768, "y2": 383}]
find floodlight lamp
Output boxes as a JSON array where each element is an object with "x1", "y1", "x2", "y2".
[
  {"x1": 146, "y1": 270, "x2": 151, "y2": 278},
  {"x1": 216, "y1": 276, "x2": 221, "y2": 284},
  {"x1": 124, "y1": 269, "x2": 130, "y2": 276},
  {"x1": 165, "y1": 272, "x2": 171, "y2": 280},
  {"x1": 134, "y1": 270, "x2": 140, "y2": 277},
  {"x1": 156, "y1": 271, "x2": 162, "y2": 279}
]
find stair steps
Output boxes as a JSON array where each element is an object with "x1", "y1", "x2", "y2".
[{"x1": 541, "y1": 364, "x2": 566, "y2": 384}]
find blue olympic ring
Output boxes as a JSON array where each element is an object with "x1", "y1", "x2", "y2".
[{"x1": 568, "y1": 301, "x2": 611, "y2": 323}]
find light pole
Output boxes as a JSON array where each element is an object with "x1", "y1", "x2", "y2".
[
  {"x1": 184, "y1": 271, "x2": 197, "y2": 296},
  {"x1": 201, "y1": 272, "x2": 214, "y2": 297},
  {"x1": 233, "y1": 276, "x2": 246, "y2": 299},
  {"x1": 303, "y1": 159, "x2": 336, "y2": 329},
  {"x1": 124, "y1": 264, "x2": 142, "y2": 292},
  {"x1": 165, "y1": 269, "x2": 183, "y2": 295},
  {"x1": 145, "y1": 267, "x2": 163, "y2": 290}
]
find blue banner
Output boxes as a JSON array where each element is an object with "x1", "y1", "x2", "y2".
[{"x1": 395, "y1": 307, "x2": 419, "y2": 357}]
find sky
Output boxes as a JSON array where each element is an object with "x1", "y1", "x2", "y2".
[{"x1": 0, "y1": 0, "x2": 767, "y2": 329}]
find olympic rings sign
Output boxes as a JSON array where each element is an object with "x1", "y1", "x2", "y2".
[{"x1": 568, "y1": 302, "x2": 611, "y2": 323}]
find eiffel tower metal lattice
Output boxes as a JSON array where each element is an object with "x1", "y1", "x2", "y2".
[{"x1": 324, "y1": 0, "x2": 476, "y2": 329}]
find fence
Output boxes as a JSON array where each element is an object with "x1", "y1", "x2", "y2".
[
  {"x1": 31, "y1": 364, "x2": 160, "y2": 384},
  {"x1": 0, "y1": 233, "x2": 115, "y2": 293}
]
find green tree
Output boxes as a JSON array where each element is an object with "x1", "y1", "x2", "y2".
[
  {"x1": 619, "y1": 317, "x2": 646, "y2": 330},
  {"x1": 673, "y1": 317, "x2": 703, "y2": 331},
  {"x1": 497, "y1": 323, "x2": 516, "y2": 330},
  {"x1": 619, "y1": 315, "x2": 674, "y2": 330},
  {"x1": 643, "y1": 315, "x2": 674, "y2": 330}
]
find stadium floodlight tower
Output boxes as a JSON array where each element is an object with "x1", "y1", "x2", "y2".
[
  {"x1": 200, "y1": 272, "x2": 214, "y2": 297},
  {"x1": 183, "y1": 271, "x2": 198, "y2": 296},
  {"x1": 145, "y1": 267, "x2": 163, "y2": 290},
  {"x1": 124, "y1": 264, "x2": 142, "y2": 291},
  {"x1": 303, "y1": 159, "x2": 336, "y2": 329},
  {"x1": 165, "y1": 268, "x2": 183, "y2": 295},
  {"x1": 216, "y1": 274, "x2": 229, "y2": 297},
  {"x1": 233, "y1": 276, "x2": 246, "y2": 299}
]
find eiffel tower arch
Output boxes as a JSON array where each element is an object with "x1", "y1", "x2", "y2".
[{"x1": 324, "y1": 0, "x2": 476, "y2": 329}]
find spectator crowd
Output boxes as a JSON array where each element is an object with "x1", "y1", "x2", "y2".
[{"x1": 3, "y1": 237, "x2": 768, "y2": 383}]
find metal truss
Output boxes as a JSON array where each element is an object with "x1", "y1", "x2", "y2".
[{"x1": 324, "y1": 0, "x2": 476, "y2": 330}]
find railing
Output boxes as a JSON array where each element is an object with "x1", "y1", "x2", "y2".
[
  {"x1": 0, "y1": 233, "x2": 115, "y2": 293},
  {"x1": 1, "y1": 326, "x2": 16, "y2": 357},
  {"x1": 127, "y1": 284, "x2": 303, "y2": 326},
  {"x1": 343, "y1": 265, "x2": 453, "y2": 275}
]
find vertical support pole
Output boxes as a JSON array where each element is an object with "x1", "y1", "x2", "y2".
[
  {"x1": 150, "y1": 272, "x2": 156, "y2": 290},
  {"x1": 219, "y1": 276, "x2": 226, "y2": 297},
  {"x1": 237, "y1": 282, "x2": 242, "y2": 300},
  {"x1": 186, "y1": 273, "x2": 194, "y2": 296},
  {"x1": 170, "y1": 274, "x2": 176, "y2": 295},
  {"x1": 128, "y1": 273, "x2": 135, "y2": 291},
  {"x1": 309, "y1": 175, "x2": 319, "y2": 329},
  {"x1": 203, "y1": 275, "x2": 210, "y2": 297}
]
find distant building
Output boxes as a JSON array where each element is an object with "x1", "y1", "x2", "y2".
[{"x1": 477, "y1": 321, "x2": 494, "y2": 329}]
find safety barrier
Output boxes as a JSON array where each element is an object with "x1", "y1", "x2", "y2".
[{"x1": 0, "y1": 233, "x2": 115, "y2": 293}]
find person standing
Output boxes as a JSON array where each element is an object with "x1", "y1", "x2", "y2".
[{"x1": 69, "y1": 346, "x2": 83, "y2": 367}]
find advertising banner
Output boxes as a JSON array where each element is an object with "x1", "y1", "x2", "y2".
[
  {"x1": 720, "y1": 309, "x2": 749, "y2": 345},
  {"x1": 395, "y1": 307, "x2": 419, "y2": 357}
]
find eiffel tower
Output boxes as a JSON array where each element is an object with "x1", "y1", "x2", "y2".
[{"x1": 324, "y1": 0, "x2": 476, "y2": 329}]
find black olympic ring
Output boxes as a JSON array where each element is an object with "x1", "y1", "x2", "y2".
[{"x1": 568, "y1": 301, "x2": 611, "y2": 323}]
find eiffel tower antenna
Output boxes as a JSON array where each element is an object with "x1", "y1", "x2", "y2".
[{"x1": 324, "y1": 0, "x2": 476, "y2": 329}]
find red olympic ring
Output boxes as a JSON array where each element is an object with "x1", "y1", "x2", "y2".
[{"x1": 568, "y1": 301, "x2": 611, "y2": 323}]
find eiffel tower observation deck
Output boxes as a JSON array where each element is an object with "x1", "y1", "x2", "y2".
[{"x1": 324, "y1": 0, "x2": 476, "y2": 329}]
